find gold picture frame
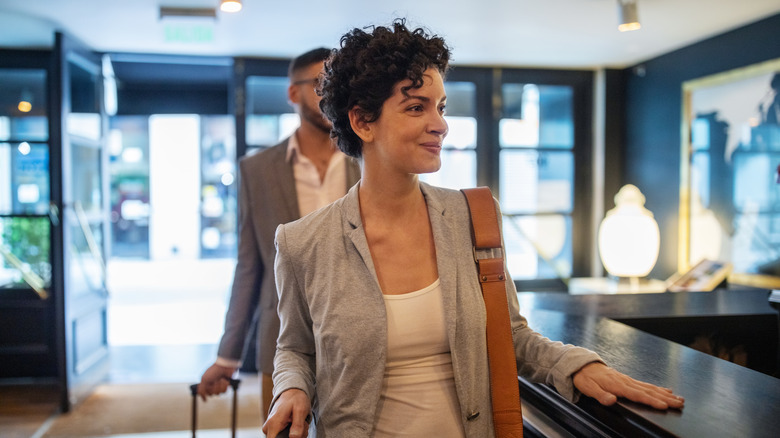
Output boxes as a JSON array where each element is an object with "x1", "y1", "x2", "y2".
[{"x1": 680, "y1": 58, "x2": 780, "y2": 289}]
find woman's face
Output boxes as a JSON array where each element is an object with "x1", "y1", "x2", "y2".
[{"x1": 365, "y1": 67, "x2": 448, "y2": 175}]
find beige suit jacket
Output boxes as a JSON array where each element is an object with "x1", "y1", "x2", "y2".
[{"x1": 217, "y1": 138, "x2": 360, "y2": 374}]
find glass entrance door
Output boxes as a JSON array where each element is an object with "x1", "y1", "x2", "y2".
[{"x1": 56, "y1": 32, "x2": 110, "y2": 408}]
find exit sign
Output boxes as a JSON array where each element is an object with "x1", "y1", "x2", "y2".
[{"x1": 163, "y1": 23, "x2": 215, "y2": 43}]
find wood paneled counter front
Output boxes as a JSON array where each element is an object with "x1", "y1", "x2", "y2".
[{"x1": 516, "y1": 289, "x2": 780, "y2": 437}]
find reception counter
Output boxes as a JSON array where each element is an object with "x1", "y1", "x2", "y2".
[{"x1": 516, "y1": 289, "x2": 780, "y2": 437}]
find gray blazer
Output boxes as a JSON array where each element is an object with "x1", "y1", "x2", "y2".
[
  {"x1": 217, "y1": 138, "x2": 361, "y2": 374},
  {"x1": 273, "y1": 182, "x2": 602, "y2": 437}
]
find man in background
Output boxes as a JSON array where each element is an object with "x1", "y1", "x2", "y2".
[{"x1": 197, "y1": 48, "x2": 361, "y2": 419}]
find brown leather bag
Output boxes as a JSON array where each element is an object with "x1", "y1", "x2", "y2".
[{"x1": 461, "y1": 187, "x2": 524, "y2": 438}]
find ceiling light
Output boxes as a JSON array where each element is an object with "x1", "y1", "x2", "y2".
[
  {"x1": 220, "y1": 0, "x2": 242, "y2": 13},
  {"x1": 618, "y1": 0, "x2": 641, "y2": 32},
  {"x1": 18, "y1": 89, "x2": 32, "y2": 113}
]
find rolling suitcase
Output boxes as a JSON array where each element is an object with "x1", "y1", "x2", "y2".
[{"x1": 189, "y1": 378, "x2": 241, "y2": 438}]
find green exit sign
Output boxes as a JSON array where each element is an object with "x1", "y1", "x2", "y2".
[{"x1": 164, "y1": 23, "x2": 215, "y2": 43}]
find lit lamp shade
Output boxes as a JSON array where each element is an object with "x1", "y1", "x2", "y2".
[{"x1": 598, "y1": 184, "x2": 660, "y2": 278}]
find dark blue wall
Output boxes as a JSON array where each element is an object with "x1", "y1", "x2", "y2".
[{"x1": 623, "y1": 13, "x2": 780, "y2": 278}]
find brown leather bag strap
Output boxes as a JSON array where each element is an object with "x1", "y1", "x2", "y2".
[{"x1": 462, "y1": 187, "x2": 523, "y2": 438}]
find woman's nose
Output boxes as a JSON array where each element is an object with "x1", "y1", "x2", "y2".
[{"x1": 429, "y1": 112, "x2": 448, "y2": 137}]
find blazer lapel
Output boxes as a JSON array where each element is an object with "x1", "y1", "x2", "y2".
[
  {"x1": 421, "y1": 184, "x2": 461, "y2": 343},
  {"x1": 271, "y1": 140, "x2": 301, "y2": 221},
  {"x1": 342, "y1": 184, "x2": 379, "y2": 285}
]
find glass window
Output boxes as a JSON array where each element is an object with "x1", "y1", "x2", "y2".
[
  {"x1": 499, "y1": 83, "x2": 575, "y2": 281},
  {"x1": 108, "y1": 116, "x2": 150, "y2": 258},
  {"x1": 0, "y1": 142, "x2": 50, "y2": 215},
  {"x1": 0, "y1": 216, "x2": 51, "y2": 290},
  {"x1": 0, "y1": 67, "x2": 51, "y2": 295},
  {"x1": 420, "y1": 81, "x2": 477, "y2": 189},
  {"x1": 108, "y1": 114, "x2": 237, "y2": 259},
  {"x1": 70, "y1": 141, "x2": 103, "y2": 217},
  {"x1": 67, "y1": 219, "x2": 105, "y2": 296},
  {"x1": 245, "y1": 76, "x2": 296, "y2": 151},
  {"x1": 200, "y1": 115, "x2": 237, "y2": 258},
  {"x1": 0, "y1": 69, "x2": 48, "y2": 141}
]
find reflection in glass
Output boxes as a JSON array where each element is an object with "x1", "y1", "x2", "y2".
[
  {"x1": 245, "y1": 76, "x2": 295, "y2": 147},
  {"x1": 421, "y1": 149, "x2": 476, "y2": 190},
  {"x1": 68, "y1": 217, "x2": 105, "y2": 296},
  {"x1": 731, "y1": 150, "x2": 780, "y2": 273},
  {"x1": 68, "y1": 57, "x2": 100, "y2": 114},
  {"x1": 246, "y1": 113, "x2": 298, "y2": 147},
  {"x1": 684, "y1": 63, "x2": 780, "y2": 284},
  {"x1": 0, "y1": 142, "x2": 50, "y2": 215},
  {"x1": 499, "y1": 150, "x2": 573, "y2": 214},
  {"x1": 0, "y1": 216, "x2": 51, "y2": 292},
  {"x1": 444, "y1": 81, "x2": 476, "y2": 118},
  {"x1": 200, "y1": 116, "x2": 237, "y2": 258},
  {"x1": 68, "y1": 113, "x2": 102, "y2": 141},
  {"x1": 421, "y1": 116, "x2": 477, "y2": 189},
  {"x1": 108, "y1": 115, "x2": 238, "y2": 259},
  {"x1": 0, "y1": 69, "x2": 48, "y2": 141},
  {"x1": 502, "y1": 214, "x2": 572, "y2": 281},
  {"x1": 500, "y1": 83, "x2": 574, "y2": 281},
  {"x1": 71, "y1": 143, "x2": 103, "y2": 216},
  {"x1": 108, "y1": 117, "x2": 150, "y2": 258},
  {"x1": 420, "y1": 81, "x2": 478, "y2": 190}
]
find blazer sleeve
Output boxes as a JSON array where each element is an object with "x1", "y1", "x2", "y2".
[
  {"x1": 495, "y1": 201, "x2": 604, "y2": 402},
  {"x1": 216, "y1": 158, "x2": 263, "y2": 362},
  {"x1": 271, "y1": 223, "x2": 317, "y2": 401}
]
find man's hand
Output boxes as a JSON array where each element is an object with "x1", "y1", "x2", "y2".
[
  {"x1": 197, "y1": 363, "x2": 236, "y2": 401},
  {"x1": 262, "y1": 388, "x2": 311, "y2": 438},
  {"x1": 573, "y1": 362, "x2": 685, "y2": 410}
]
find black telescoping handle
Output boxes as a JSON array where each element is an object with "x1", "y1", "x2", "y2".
[{"x1": 189, "y1": 378, "x2": 241, "y2": 438}]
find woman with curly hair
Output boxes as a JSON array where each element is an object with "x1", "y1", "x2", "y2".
[{"x1": 263, "y1": 19, "x2": 684, "y2": 438}]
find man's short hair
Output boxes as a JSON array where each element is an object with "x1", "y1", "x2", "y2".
[{"x1": 288, "y1": 47, "x2": 332, "y2": 78}]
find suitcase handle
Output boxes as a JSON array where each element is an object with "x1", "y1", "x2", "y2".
[
  {"x1": 190, "y1": 378, "x2": 241, "y2": 438},
  {"x1": 277, "y1": 413, "x2": 312, "y2": 438}
]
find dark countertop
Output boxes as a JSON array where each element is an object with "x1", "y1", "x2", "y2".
[
  {"x1": 517, "y1": 288, "x2": 777, "y2": 319},
  {"x1": 523, "y1": 308, "x2": 780, "y2": 437}
]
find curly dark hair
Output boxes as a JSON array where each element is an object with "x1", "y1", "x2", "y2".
[{"x1": 319, "y1": 19, "x2": 451, "y2": 158}]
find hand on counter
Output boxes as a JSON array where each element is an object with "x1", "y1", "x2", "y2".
[{"x1": 573, "y1": 362, "x2": 685, "y2": 410}]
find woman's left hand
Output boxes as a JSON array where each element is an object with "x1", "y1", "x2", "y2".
[{"x1": 572, "y1": 362, "x2": 685, "y2": 410}]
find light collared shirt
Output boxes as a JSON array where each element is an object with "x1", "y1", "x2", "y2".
[{"x1": 285, "y1": 132, "x2": 348, "y2": 216}]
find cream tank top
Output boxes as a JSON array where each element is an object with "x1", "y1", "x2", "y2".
[{"x1": 372, "y1": 279, "x2": 467, "y2": 437}]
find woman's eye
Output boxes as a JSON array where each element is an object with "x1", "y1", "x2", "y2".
[
  {"x1": 439, "y1": 105, "x2": 446, "y2": 114},
  {"x1": 408, "y1": 105, "x2": 423, "y2": 112}
]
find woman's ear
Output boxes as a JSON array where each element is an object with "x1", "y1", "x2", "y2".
[{"x1": 349, "y1": 107, "x2": 373, "y2": 143}]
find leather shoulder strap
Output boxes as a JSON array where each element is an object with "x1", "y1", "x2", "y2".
[
  {"x1": 461, "y1": 187, "x2": 524, "y2": 438},
  {"x1": 462, "y1": 187, "x2": 502, "y2": 250}
]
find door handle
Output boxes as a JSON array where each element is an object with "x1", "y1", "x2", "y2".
[{"x1": 49, "y1": 202, "x2": 60, "y2": 226}]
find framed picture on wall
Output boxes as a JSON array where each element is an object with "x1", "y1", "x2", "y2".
[{"x1": 680, "y1": 57, "x2": 780, "y2": 289}]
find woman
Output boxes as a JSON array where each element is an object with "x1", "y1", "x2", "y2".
[{"x1": 263, "y1": 20, "x2": 684, "y2": 438}]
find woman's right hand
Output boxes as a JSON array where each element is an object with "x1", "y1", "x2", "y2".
[{"x1": 262, "y1": 388, "x2": 312, "y2": 438}]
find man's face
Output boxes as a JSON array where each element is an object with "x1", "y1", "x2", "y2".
[{"x1": 291, "y1": 61, "x2": 331, "y2": 134}]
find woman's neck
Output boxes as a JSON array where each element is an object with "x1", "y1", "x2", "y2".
[{"x1": 358, "y1": 172, "x2": 423, "y2": 222}]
